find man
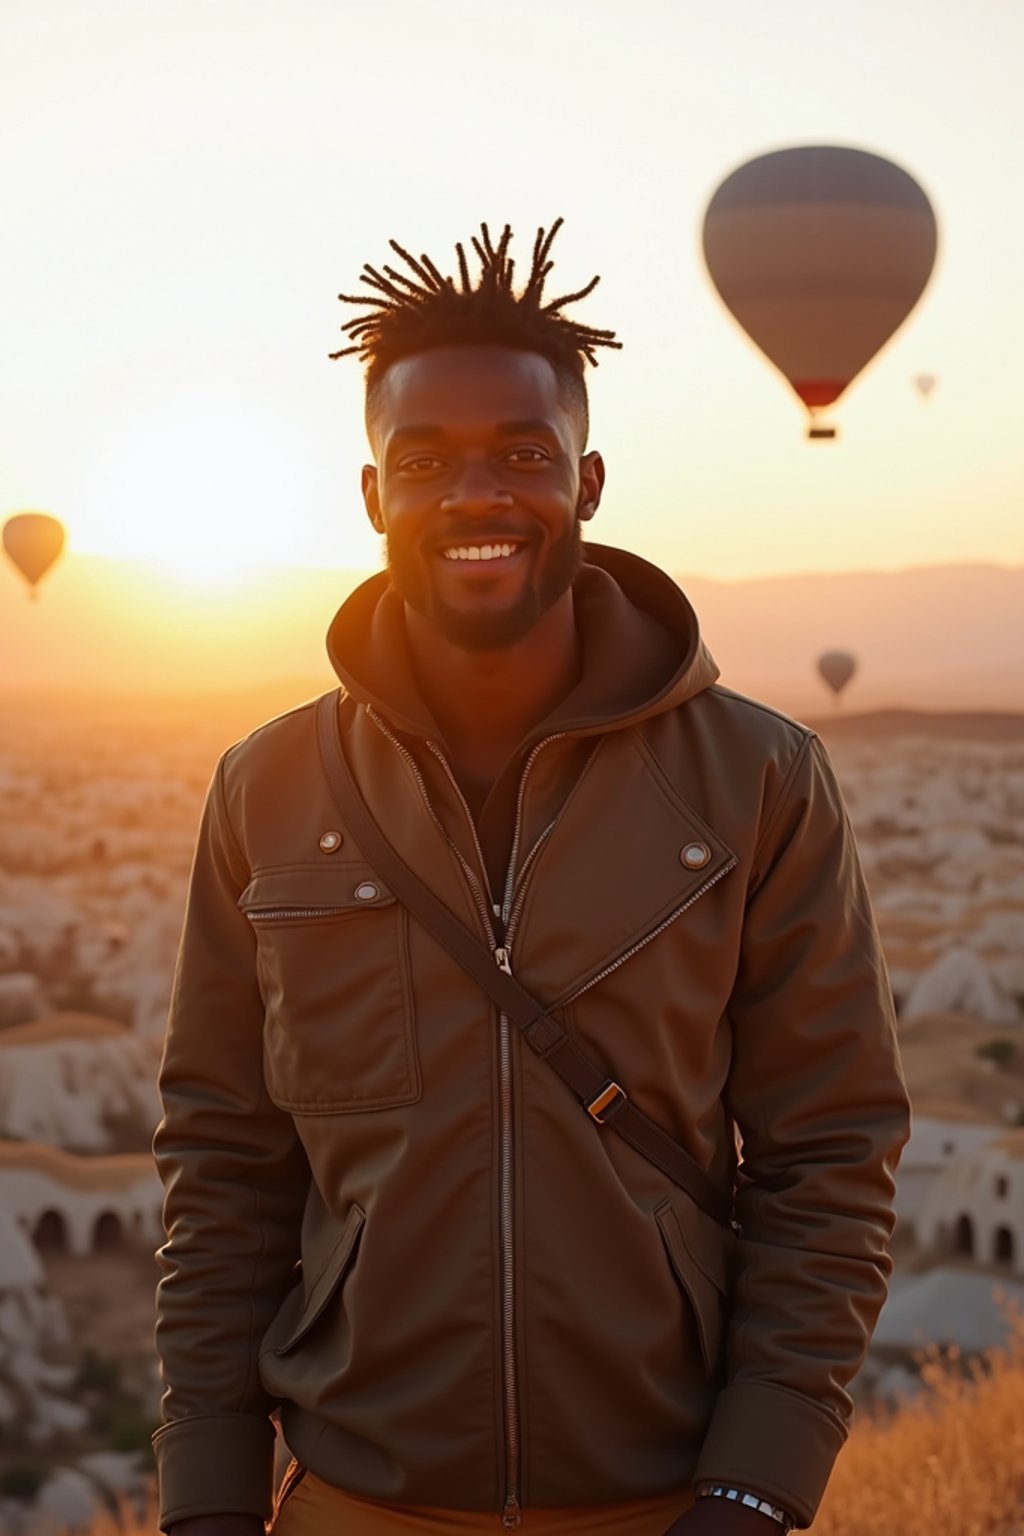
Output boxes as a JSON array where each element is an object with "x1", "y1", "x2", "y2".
[{"x1": 153, "y1": 221, "x2": 910, "y2": 1536}]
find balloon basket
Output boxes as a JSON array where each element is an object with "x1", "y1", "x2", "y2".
[{"x1": 807, "y1": 424, "x2": 837, "y2": 441}]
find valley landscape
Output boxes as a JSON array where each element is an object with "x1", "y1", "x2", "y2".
[
  {"x1": 1, "y1": 673, "x2": 1023, "y2": 1532},
  {"x1": 3, "y1": 556, "x2": 1024, "y2": 717},
  {"x1": 5, "y1": 0, "x2": 1024, "y2": 1527}
]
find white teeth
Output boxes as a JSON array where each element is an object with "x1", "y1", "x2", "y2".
[{"x1": 443, "y1": 543, "x2": 517, "y2": 562}]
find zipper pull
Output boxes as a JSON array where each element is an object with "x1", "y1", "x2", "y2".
[
  {"x1": 502, "y1": 1494, "x2": 522, "y2": 1528},
  {"x1": 494, "y1": 946, "x2": 512, "y2": 974}
]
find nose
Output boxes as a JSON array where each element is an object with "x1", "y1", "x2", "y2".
[{"x1": 439, "y1": 461, "x2": 513, "y2": 515}]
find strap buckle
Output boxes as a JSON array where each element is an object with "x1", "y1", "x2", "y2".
[{"x1": 586, "y1": 1080, "x2": 627, "y2": 1124}]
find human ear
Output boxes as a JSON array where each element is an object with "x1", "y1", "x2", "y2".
[
  {"x1": 577, "y1": 451, "x2": 605, "y2": 523},
  {"x1": 362, "y1": 464, "x2": 384, "y2": 534}
]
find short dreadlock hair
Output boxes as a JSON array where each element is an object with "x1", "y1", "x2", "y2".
[{"x1": 329, "y1": 219, "x2": 621, "y2": 446}]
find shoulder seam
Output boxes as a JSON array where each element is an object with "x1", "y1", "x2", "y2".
[
  {"x1": 751, "y1": 731, "x2": 816, "y2": 867},
  {"x1": 217, "y1": 693, "x2": 336, "y2": 868},
  {"x1": 705, "y1": 683, "x2": 816, "y2": 736},
  {"x1": 213, "y1": 753, "x2": 248, "y2": 874},
  {"x1": 235, "y1": 693, "x2": 326, "y2": 747}
]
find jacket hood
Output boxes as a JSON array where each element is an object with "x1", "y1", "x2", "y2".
[{"x1": 325, "y1": 541, "x2": 720, "y2": 743}]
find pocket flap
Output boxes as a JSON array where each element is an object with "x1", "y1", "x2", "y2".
[
  {"x1": 655, "y1": 1196, "x2": 731, "y2": 1377},
  {"x1": 239, "y1": 864, "x2": 395, "y2": 915},
  {"x1": 656, "y1": 1195, "x2": 731, "y2": 1297},
  {"x1": 269, "y1": 1203, "x2": 365, "y2": 1355}
]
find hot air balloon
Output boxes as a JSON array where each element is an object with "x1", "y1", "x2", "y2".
[
  {"x1": 702, "y1": 146, "x2": 938, "y2": 439},
  {"x1": 913, "y1": 373, "x2": 937, "y2": 400},
  {"x1": 2, "y1": 512, "x2": 66, "y2": 599},
  {"x1": 817, "y1": 650, "x2": 857, "y2": 703}
]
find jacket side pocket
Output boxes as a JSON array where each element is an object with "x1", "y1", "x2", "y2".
[
  {"x1": 260, "y1": 1203, "x2": 365, "y2": 1358},
  {"x1": 655, "y1": 1196, "x2": 732, "y2": 1377}
]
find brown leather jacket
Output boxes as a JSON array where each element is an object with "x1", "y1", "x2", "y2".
[{"x1": 153, "y1": 545, "x2": 909, "y2": 1531}]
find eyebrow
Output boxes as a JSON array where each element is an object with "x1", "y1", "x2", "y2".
[
  {"x1": 495, "y1": 419, "x2": 560, "y2": 437},
  {"x1": 388, "y1": 425, "x2": 445, "y2": 444},
  {"x1": 388, "y1": 418, "x2": 560, "y2": 446}
]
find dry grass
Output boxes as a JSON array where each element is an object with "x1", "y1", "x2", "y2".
[
  {"x1": 810, "y1": 1313, "x2": 1024, "y2": 1536},
  {"x1": 63, "y1": 1324, "x2": 1024, "y2": 1535}
]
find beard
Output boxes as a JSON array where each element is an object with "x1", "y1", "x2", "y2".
[{"x1": 385, "y1": 517, "x2": 585, "y2": 652}]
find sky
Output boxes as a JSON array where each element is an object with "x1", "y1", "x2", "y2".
[{"x1": 1, "y1": 0, "x2": 1023, "y2": 591}]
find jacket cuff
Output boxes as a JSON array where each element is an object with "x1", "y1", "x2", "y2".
[
  {"x1": 694, "y1": 1381, "x2": 847, "y2": 1529},
  {"x1": 153, "y1": 1413, "x2": 277, "y2": 1530}
]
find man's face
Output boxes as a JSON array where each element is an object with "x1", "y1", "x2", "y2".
[{"x1": 362, "y1": 346, "x2": 604, "y2": 651}]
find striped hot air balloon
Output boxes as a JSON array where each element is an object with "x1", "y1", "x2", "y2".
[{"x1": 702, "y1": 146, "x2": 938, "y2": 439}]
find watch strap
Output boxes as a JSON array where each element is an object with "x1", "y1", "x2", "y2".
[{"x1": 697, "y1": 1483, "x2": 796, "y2": 1531}]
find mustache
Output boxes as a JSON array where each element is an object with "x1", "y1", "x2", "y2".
[{"x1": 432, "y1": 526, "x2": 533, "y2": 546}]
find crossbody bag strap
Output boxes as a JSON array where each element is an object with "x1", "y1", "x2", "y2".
[{"x1": 315, "y1": 690, "x2": 732, "y2": 1229}]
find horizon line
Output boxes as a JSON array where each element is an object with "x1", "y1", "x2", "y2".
[{"x1": 35, "y1": 549, "x2": 1024, "y2": 589}]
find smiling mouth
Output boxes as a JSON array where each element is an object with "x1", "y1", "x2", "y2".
[{"x1": 440, "y1": 542, "x2": 523, "y2": 562}]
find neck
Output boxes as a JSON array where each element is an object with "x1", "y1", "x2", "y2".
[{"x1": 405, "y1": 593, "x2": 581, "y2": 768}]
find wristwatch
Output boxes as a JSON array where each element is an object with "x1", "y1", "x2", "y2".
[{"x1": 697, "y1": 1483, "x2": 797, "y2": 1531}]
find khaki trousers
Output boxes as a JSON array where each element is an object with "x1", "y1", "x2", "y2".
[{"x1": 271, "y1": 1466, "x2": 694, "y2": 1535}]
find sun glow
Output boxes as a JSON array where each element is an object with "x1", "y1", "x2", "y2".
[{"x1": 68, "y1": 386, "x2": 380, "y2": 580}]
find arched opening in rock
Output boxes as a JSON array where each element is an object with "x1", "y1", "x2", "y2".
[
  {"x1": 953, "y1": 1213, "x2": 975, "y2": 1258},
  {"x1": 993, "y1": 1225, "x2": 1016, "y2": 1266},
  {"x1": 33, "y1": 1209, "x2": 68, "y2": 1252},
  {"x1": 93, "y1": 1211, "x2": 125, "y2": 1252}
]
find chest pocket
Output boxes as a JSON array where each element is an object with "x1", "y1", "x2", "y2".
[{"x1": 239, "y1": 863, "x2": 421, "y2": 1114}]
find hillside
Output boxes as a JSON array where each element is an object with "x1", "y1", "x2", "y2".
[
  {"x1": 1, "y1": 691, "x2": 1023, "y2": 1532},
  {"x1": 680, "y1": 562, "x2": 1024, "y2": 718},
  {"x1": 2, "y1": 555, "x2": 1023, "y2": 717},
  {"x1": 809, "y1": 707, "x2": 1024, "y2": 742}
]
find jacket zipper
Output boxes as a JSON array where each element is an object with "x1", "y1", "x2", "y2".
[
  {"x1": 494, "y1": 932, "x2": 519, "y2": 1529},
  {"x1": 369, "y1": 713, "x2": 571, "y2": 1525},
  {"x1": 496, "y1": 822, "x2": 554, "y2": 955},
  {"x1": 367, "y1": 709, "x2": 497, "y2": 945},
  {"x1": 499, "y1": 736, "x2": 600, "y2": 966},
  {"x1": 492, "y1": 733, "x2": 577, "y2": 1528},
  {"x1": 246, "y1": 906, "x2": 351, "y2": 921},
  {"x1": 363, "y1": 715, "x2": 726, "y2": 1524},
  {"x1": 558, "y1": 856, "x2": 739, "y2": 1009}
]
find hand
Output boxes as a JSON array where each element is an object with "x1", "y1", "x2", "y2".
[
  {"x1": 665, "y1": 1497, "x2": 787, "y2": 1535},
  {"x1": 167, "y1": 1518, "x2": 264, "y2": 1536}
]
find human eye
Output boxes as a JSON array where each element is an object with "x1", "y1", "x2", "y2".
[
  {"x1": 504, "y1": 446, "x2": 550, "y2": 465},
  {"x1": 397, "y1": 453, "x2": 444, "y2": 473}
]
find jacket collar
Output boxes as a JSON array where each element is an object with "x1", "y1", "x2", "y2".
[{"x1": 324, "y1": 542, "x2": 720, "y2": 745}]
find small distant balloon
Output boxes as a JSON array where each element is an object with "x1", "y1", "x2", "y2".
[
  {"x1": 702, "y1": 145, "x2": 939, "y2": 439},
  {"x1": 914, "y1": 373, "x2": 937, "y2": 399},
  {"x1": 817, "y1": 650, "x2": 857, "y2": 702},
  {"x1": 2, "y1": 512, "x2": 66, "y2": 599}
]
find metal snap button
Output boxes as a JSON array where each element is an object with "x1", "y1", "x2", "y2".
[
  {"x1": 354, "y1": 882, "x2": 380, "y2": 902},
  {"x1": 681, "y1": 842, "x2": 711, "y2": 869},
  {"x1": 319, "y1": 830, "x2": 343, "y2": 853}
]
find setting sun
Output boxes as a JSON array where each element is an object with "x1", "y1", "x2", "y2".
[{"x1": 69, "y1": 384, "x2": 380, "y2": 580}]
